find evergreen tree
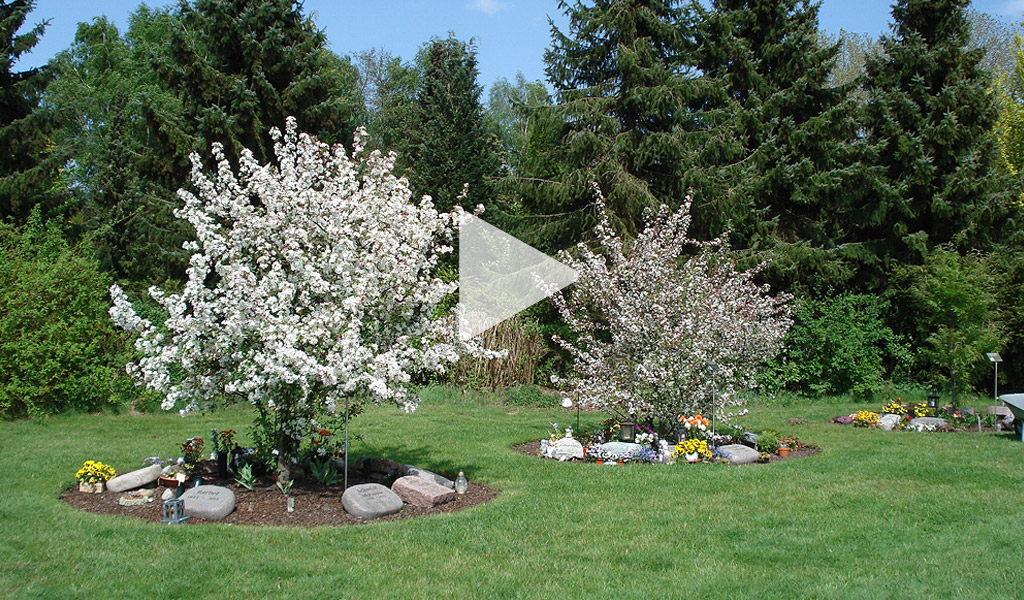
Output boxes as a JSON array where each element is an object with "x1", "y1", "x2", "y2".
[
  {"x1": 45, "y1": 10, "x2": 192, "y2": 285},
  {"x1": 512, "y1": 0, "x2": 735, "y2": 251},
  {"x1": 692, "y1": 0, "x2": 873, "y2": 290},
  {"x1": 405, "y1": 37, "x2": 500, "y2": 214},
  {"x1": 158, "y1": 0, "x2": 364, "y2": 165},
  {"x1": 858, "y1": 0, "x2": 1011, "y2": 286},
  {"x1": 0, "y1": 0, "x2": 55, "y2": 220}
]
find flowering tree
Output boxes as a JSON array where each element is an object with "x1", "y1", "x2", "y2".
[
  {"x1": 110, "y1": 118, "x2": 491, "y2": 483},
  {"x1": 550, "y1": 192, "x2": 792, "y2": 433}
]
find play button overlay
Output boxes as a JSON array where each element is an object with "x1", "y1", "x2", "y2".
[{"x1": 458, "y1": 214, "x2": 578, "y2": 341}]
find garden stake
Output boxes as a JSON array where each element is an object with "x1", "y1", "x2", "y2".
[{"x1": 344, "y1": 395, "x2": 350, "y2": 491}]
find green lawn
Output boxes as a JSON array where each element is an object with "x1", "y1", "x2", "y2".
[{"x1": 2, "y1": 388, "x2": 1023, "y2": 599}]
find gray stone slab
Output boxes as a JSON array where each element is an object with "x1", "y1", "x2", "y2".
[
  {"x1": 597, "y1": 441, "x2": 643, "y2": 459},
  {"x1": 402, "y1": 465, "x2": 454, "y2": 489},
  {"x1": 716, "y1": 444, "x2": 759, "y2": 465},
  {"x1": 987, "y1": 406, "x2": 1013, "y2": 417},
  {"x1": 909, "y1": 417, "x2": 947, "y2": 429},
  {"x1": 180, "y1": 485, "x2": 235, "y2": 521},
  {"x1": 106, "y1": 464, "x2": 162, "y2": 493},
  {"x1": 392, "y1": 476, "x2": 456, "y2": 508},
  {"x1": 342, "y1": 483, "x2": 404, "y2": 520}
]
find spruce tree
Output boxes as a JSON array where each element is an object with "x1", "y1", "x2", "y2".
[
  {"x1": 0, "y1": 0, "x2": 54, "y2": 220},
  {"x1": 692, "y1": 0, "x2": 873, "y2": 291},
  {"x1": 858, "y1": 0, "x2": 1011, "y2": 286},
  {"x1": 158, "y1": 0, "x2": 364, "y2": 165},
  {"x1": 404, "y1": 37, "x2": 499, "y2": 215},
  {"x1": 512, "y1": 0, "x2": 735, "y2": 251}
]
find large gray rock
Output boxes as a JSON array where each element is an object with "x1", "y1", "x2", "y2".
[
  {"x1": 342, "y1": 483, "x2": 404, "y2": 520},
  {"x1": 909, "y1": 417, "x2": 947, "y2": 430},
  {"x1": 106, "y1": 464, "x2": 162, "y2": 493},
  {"x1": 180, "y1": 485, "x2": 235, "y2": 521},
  {"x1": 716, "y1": 444, "x2": 760, "y2": 465},
  {"x1": 740, "y1": 432, "x2": 759, "y2": 447},
  {"x1": 879, "y1": 413, "x2": 901, "y2": 431},
  {"x1": 597, "y1": 441, "x2": 643, "y2": 460},
  {"x1": 392, "y1": 476, "x2": 456, "y2": 508},
  {"x1": 549, "y1": 437, "x2": 584, "y2": 461},
  {"x1": 402, "y1": 465, "x2": 454, "y2": 489}
]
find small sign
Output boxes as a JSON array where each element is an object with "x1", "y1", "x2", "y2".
[{"x1": 987, "y1": 353, "x2": 1003, "y2": 363}]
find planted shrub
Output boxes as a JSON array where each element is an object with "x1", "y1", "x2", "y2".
[{"x1": 0, "y1": 210, "x2": 133, "y2": 419}]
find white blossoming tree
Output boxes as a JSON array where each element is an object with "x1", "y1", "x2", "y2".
[
  {"x1": 550, "y1": 192, "x2": 792, "y2": 434},
  {"x1": 111, "y1": 118, "x2": 491, "y2": 483}
]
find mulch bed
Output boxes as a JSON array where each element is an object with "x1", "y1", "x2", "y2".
[
  {"x1": 62, "y1": 460, "x2": 497, "y2": 527},
  {"x1": 510, "y1": 440, "x2": 819, "y2": 463}
]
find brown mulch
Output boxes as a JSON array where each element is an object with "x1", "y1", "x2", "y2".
[
  {"x1": 510, "y1": 440, "x2": 820, "y2": 464},
  {"x1": 62, "y1": 460, "x2": 497, "y2": 527}
]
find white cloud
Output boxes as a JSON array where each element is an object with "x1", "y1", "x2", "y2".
[{"x1": 468, "y1": 0, "x2": 507, "y2": 16}]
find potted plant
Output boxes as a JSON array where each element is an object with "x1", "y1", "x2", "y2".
[
  {"x1": 777, "y1": 443, "x2": 790, "y2": 458},
  {"x1": 76, "y1": 460, "x2": 116, "y2": 493},
  {"x1": 158, "y1": 464, "x2": 189, "y2": 489},
  {"x1": 673, "y1": 439, "x2": 711, "y2": 463}
]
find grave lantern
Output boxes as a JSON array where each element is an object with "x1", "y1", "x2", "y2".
[
  {"x1": 927, "y1": 387, "x2": 939, "y2": 410},
  {"x1": 619, "y1": 422, "x2": 636, "y2": 443},
  {"x1": 161, "y1": 498, "x2": 189, "y2": 524}
]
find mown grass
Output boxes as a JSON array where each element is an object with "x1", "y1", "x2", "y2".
[{"x1": 2, "y1": 387, "x2": 1023, "y2": 599}]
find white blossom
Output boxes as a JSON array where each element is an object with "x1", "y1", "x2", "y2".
[{"x1": 110, "y1": 119, "x2": 493, "y2": 473}]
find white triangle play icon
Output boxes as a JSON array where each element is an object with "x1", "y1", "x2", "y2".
[{"x1": 458, "y1": 214, "x2": 578, "y2": 341}]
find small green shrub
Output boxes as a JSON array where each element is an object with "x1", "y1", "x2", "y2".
[
  {"x1": 757, "y1": 429, "x2": 780, "y2": 454},
  {"x1": 0, "y1": 211, "x2": 134, "y2": 419}
]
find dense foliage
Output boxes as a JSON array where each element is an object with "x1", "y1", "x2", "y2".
[{"x1": 0, "y1": 210, "x2": 133, "y2": 419}]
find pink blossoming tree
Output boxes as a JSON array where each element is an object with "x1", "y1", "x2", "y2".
[{"x1": 550, "y1": 192, "x2": 792, "y2": 434}]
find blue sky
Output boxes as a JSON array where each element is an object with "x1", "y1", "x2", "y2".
[{"x1": 14, "y1": 0, "x2": 1024, "y2": 92}]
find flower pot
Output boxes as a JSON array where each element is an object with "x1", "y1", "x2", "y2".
[
  {"x1": 158, "y1": 476, "x2": 182, "y2": 488},
  {"x1": 596, "y1": 459, "x2": 604, "y2": 465},
  {"x1": 778, "y1": 446, "x2": 790, "y2": 458},
  {"x1": 78, "y1": 481, "x2": 104, "y2": 493},
  {"x1": 685, "y1": 452, "x2": 699, "y2": 463}
]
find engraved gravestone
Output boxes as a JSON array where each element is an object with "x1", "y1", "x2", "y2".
[
  {"x1": 341, "y1": 483, "x2": 404, "y2": 520},
  {"x1": 180, "y1": 485, "x2": 235, "y2": 521}
]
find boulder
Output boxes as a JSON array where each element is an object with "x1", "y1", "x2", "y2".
[
  {"x1": 740, "y1": 432, "x2": 760, "y2": 448},
  {"x1": 401, "y1": 465, "x2": 454, "y2": 489},
  {"x1": 878, "y1": 413, "x2": 901, "y2": 431},
  {"x1": 597, "y1": 441, "x2": 643, "y2": 460},
  {"x1": 909, "y1": 417, "x2": 947, "y2": 430},
  {"x1": 716, "y1": 444, "x2": 759, "y2": 465},
  {"x1": 106, "y1": 465, "x2": 162, "y2": 493},
  {"x1": 180, "y1": 485, "x2": 235, "y2": 521},
  {"x1": 342, "y1": 483, "x2": 404, "y2": 520},
  {"x1": 392, "y1": 476, "x2": 456, "y2": 508},
  {"x1": 549, "y1": 437, "x2": 584, "y2": 461}
]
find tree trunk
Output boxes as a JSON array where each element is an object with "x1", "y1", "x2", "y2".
[{"x1": 276, "y1": 437, "x2": 292, "y2": 486}]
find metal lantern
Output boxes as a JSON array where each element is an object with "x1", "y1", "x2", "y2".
[
  {"x1": 161, "y1": 498, "x2": 189, "y2": 524},
  {"x1": 927, "y1": 387, "x2": 939, "y2": 410},
  {"x1": 619, "y1": 422, "x2": 636, "y2": 443}
]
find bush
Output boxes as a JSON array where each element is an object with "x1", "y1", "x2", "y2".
[
  {"x1": 760, "y1": 293, "x2": 908, "y2": 397},
  {"x1": 0, "y1": 210, "x2": 134, "y2": 419}
]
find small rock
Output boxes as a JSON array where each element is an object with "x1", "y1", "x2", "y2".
[
  {"x1": 391, "y1": 476, "x2": 456, "y2": 508},
  {"x1": 106, "y1": 465, "x2": 162, "y2": 493},
  {"x1": 342, "y1": 483, "x2": 404, "y2": 520},
  {"x1": 878, "y1": 413, "x2": 901, "y2": 431},
  {"x1": 740, "y1": 432, "x2": 760, "y2": 447},
  {"x1": 549, "y1": 437, "x2": 585, "y2": 461},
  {"x1": 401, "y1": 465, "x2": 454, "y2": 489},
  {"x1": 716, "y1": 444, "x2": 759, "y2": 465},
  {"x1": 180, "y1": 485, "x2": 235, "y2": 521},
  {"x1": 118, "y1": 489, "x2": 156, "y2": 506},
  {"x1": 161, "y1": 488, "x2": 174, "y2": 501},
  {"x1": 959, "y1": 406, "x2": 976, "y2": 416}
]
